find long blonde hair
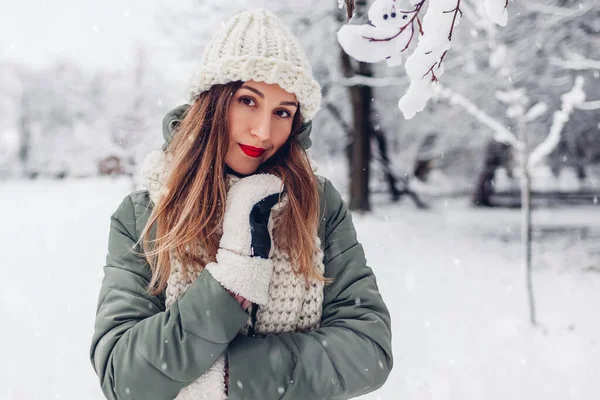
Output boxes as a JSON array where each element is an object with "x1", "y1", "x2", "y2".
[{"x1": 139, "y1": 81, "x2": 325, "y2": 295}]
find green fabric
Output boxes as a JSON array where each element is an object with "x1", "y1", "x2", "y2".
[
  {"x1": 90, "y1": 180, "x2": 393, "y2": 399},
  {"x1": 90, "y1": 192, "x2": 249, "y2": 400},
  {"x1": 226, "y1": 179, "x2": 393, "y2": 399},
  {"x1": 161, "y1": 104, "x2": 313, "y2": 151}
]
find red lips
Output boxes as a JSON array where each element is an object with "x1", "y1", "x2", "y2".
[{"x1": 239, "y1": 144, "x2": 266, "y2": 158}]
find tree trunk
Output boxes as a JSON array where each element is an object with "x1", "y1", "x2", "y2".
[
  {"x1": 19, "y1": 96, "x2": 31, "y2": 179},
  {"x1": 348, "y1": 62, "x2": 373, "y2": 211},
  {"x1": 518, "y1": 124, "x2": 537, "y2": 326},
  {"x1": 339, "y1": 47, "x2": 355, "y2": 173},
  {"x1": 373, "y1": 127, "x2": 401, "y2": 201},
  {"x1": 338, "y1": 0, "x2": 372, "y2": 212},
  {"x1": 338, "y1": 56, "x2": 373, "y2": 211},
  {"x1": 473, "y1": 140, "x2": 510, "y2": 207},
  {"x1": 521, "y1": 160, "x2": 536, "y2": 326}
]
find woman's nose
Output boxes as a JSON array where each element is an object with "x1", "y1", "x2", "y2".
[{"x1": 251, "y1": 112, "x2": 271, "y2": 141}]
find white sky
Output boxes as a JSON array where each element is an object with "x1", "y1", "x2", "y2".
[{"x1": 0, "y1": 0, "x2": 165, "y2": 71}]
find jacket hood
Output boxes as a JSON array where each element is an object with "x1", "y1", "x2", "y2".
[
  {"x1": 160, "y1": 104, "x2": 313, "y2": 152},
  {"x1": 161, "y1": 104, "x2": 191, "y2": 152}
]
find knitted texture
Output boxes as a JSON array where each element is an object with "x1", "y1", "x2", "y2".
[
  {"x1": 140, "y1": 150, "x2": 324, "y2": 399},
  {"x1": 187, "y1": 9, "x2": 322, "y2": 121}
]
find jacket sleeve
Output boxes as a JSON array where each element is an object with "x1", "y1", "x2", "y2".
[
  {"x1": 90, "y1": 193, "x2": 249, "y2": 400},
  {"x1": 226, "y1": 178, "x2": 393, "y2": 400}
]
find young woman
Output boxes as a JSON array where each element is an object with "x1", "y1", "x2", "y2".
[{"x1": 90, "y1": 9, "x2": 392, "y2": 400}]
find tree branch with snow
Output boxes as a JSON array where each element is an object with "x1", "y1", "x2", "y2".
[
  {"x1": 398, "y1": 0, "x2": 460, "y2": 119},
  {"x1": 337, "y1": 0, "x2": 427, "y2": 67},
  {"x1": 527, "y1": 76, "x2": 586, "y2": 170},
  {"x1": 550, "y1": 51, "x2": 600, "y2": 71},
  {"x1": 435, "y1": 84, "x2": 522, "y2": 149},
  {"x1": 576, "y1": 100, "x2": 600, "y2": 110},
  {"x1": 335, "y1": 74, "x2": 408, "y2": 87},
  {"x1": 337, "y1": 0, "x2": 511, "y2": 119},
  {"x1": 438, "y1": 75, "x2": 588, "y2": 174}
]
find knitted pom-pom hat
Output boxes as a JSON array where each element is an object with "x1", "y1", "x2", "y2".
[{"x1": 187, "y1": 9, "x2": 322, "y2": 121}]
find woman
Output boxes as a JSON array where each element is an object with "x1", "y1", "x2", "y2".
[{"x1": 90, "y1": 9, "x2": 393, "y2": 400}]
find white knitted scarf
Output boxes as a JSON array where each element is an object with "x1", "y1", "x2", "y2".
[{"x1": 141, "y1": 151, "x2": 325, "y2": 400}]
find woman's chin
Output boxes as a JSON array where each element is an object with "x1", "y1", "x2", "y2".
[{"x1": 225, "y1": 162, "x2": 259, "y2": 177}]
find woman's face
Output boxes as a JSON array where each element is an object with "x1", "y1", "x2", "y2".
[{"x1": 225, "y1": 80, "x2": 299, "y2": 175}]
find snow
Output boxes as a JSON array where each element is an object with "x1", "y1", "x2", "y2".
[
  {"x1": 0, "y1": 178, "x2": 126, "y2": 399},
  {"x1": 528, "y1": 76, "x2": 586, "y2": 171},
  {"x1": 1, "y1": 175, "x2": 599, "y2": 399},
  {"x1": 338, "y1": 0, "x2": 514, "y2": 120},
  {"x1": 337, "y1": 22, "x2": 411, "y2": 64},
  {"x1": 336, "y1": 0, "x2": 470, "y2": 119},
  {"x1": 488, "y1": 44, "x2": 508, "y2": 69},
  {"x1": 351, "y1": 197, "x2": 600, "y2": 400},
  {"x1": 398, "y1": 0, "x2": 459, "y2": 119},
  {"x1": 524, "y1": 102, "x2": 548, "y2": 122},
  {"x1": 484, "y1": 0, "x2": 509, "y2": 27},
  {"x1": 337, "y1": 0, "x2": 416, "y2": 64}
]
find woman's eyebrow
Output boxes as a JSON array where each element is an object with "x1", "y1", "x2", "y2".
[
  {"x1": 241, "y1": 85, "x2": 265, "y2": 98},
  {"x1": 241, "y1": 85, "x2": 299, "y2": 108}
]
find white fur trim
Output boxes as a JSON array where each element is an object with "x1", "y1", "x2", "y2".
[
  {"x1": 140, "y1": 150, "x2": 171, "y2": 205},
  {"x1": 174, "y1": 355, "x2": 226, "y2": 400},
  {"x1": 220, "y1": 174, "x2": 283, "y2": 257},
  {"x1": 205, "y1": 249, "x2": 274, "y2": 306}
]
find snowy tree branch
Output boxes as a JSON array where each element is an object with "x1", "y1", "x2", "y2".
[
  {"x1": 527, "y1": 76, "x2": 586, "y2": 170},
  {"x1": 443, "y1": 3, "x2": 463, "y2": 41},
  {"x1": 338, "y1": 0, "x2": 510, "y2": 119},
  {"x1": 435, "y1": 84, "x2": 522, "y2": 149},
  {"x1": 550, "y1": 54, "x2": 600, "y2": 70},
  {"x1": 576, "y1": 100, "x2": 600, "y2": 110},
  {"x1": 398, "y1": 0, "x2": 463, "y2": 119},
  {"x1": 334, "y1": 75, "x2": 408, "y2": 87},
  {"x1": 524, "y1": 102, "x2": 548, "y2": 122},
  {"x1": 361, "y1": 1, "x2": 425, "y2": 46},
  {"x1": 484, "y1": 0, "x2": 509, "y2": 26}
]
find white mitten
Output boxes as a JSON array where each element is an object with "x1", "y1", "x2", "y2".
[{"x1": 205, "y1": 174, "x2": 283, "y2": 306}]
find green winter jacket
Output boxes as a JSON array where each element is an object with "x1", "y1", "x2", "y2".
[{"x1": 90, "y1": 107, "x2": 393, "y2": 400}]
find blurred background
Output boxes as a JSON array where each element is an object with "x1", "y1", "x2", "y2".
[{"x1": 1, "y1": 0, "x2": 599, "y2": 399}]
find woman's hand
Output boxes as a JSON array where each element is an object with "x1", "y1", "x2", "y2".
[{"x1": 228, "y1": 290, "x2": 252, "y2": 311}]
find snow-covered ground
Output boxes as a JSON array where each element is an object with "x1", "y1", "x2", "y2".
[{"x1": 1, "y1": 176, "x2": 599, "y2": 400}]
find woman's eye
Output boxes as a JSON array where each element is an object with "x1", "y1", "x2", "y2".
[
  {"x1": 275, "y1": 109, "x2": 292, "y2": 118},
  {"x1": 240, "y1": 97, "x2": 256, "y2": 107}
]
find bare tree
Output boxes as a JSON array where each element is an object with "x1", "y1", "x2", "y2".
[{"x1": 438, "y1": 76, "x2": 586, "y2": 326}]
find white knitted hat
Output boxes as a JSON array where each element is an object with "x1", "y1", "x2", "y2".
[{"x1": 187, "y1": 9, "x2": 322, "y2": 121}]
